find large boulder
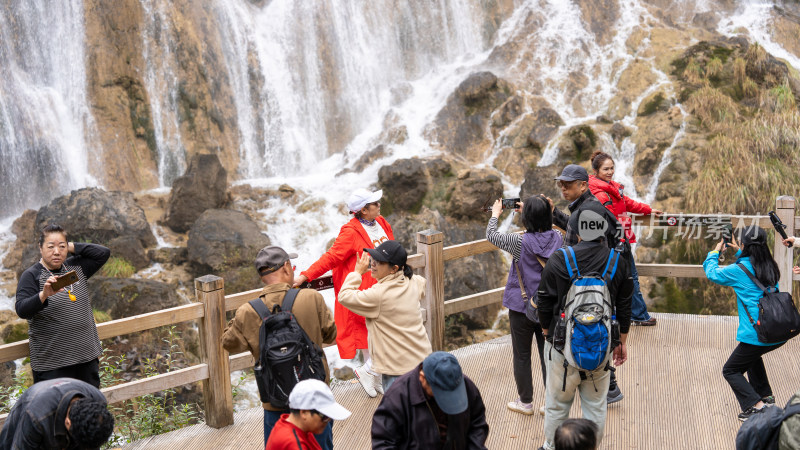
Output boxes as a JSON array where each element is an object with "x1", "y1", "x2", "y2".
[
  {"x1": 35, "y1": 187, "x2": 155, "y2": 247},
  {"x1": 15, "y1": 188, "x2": 156, "y2": 278},
  {"x1": 378, "y1": 158, "x2": 441, "y2": 215},
  {"x1": 163, "y1": 154, "x2": 229, "y2": 233},
  {"x1": 446, "y1": 169, "x2": 503, "y2": 220},
  {"x1": 528, "y1": 108, "x2": 565, "y2": 150},
  {"x1": 427, "y1": 72, "x2": 512, "y2": 161},
  {"x1": 187, "y1": 209, "x2": 270, "y2": 294},
  {"x1": 106, "y1": 235, "x2": 149, "y2": 271},
  {"x1": 88, "y1": 277, "x2": 181, "y2": 320}
]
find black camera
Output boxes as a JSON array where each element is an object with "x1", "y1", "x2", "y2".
[{"x1": 769, "y1": 211, "x2": 792, "y2": 248}]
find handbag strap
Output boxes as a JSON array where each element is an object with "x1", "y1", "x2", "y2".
[
  {"x1": 514, "y1": 256, "x2": 547, "y2": 305},
  {"x1": 735, "y1": 263, "x2": 761, "y2": 326}
]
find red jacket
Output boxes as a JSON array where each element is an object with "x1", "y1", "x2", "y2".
[
  {"x1": 301, "y1": 216, "x2": 394, "y2": 359},
  {"x1": 265, "y1": 414, "x2": 321, "y2": 450},
  {"x1": 588, "y1": 175, "x2": 652, "y2": 243}
]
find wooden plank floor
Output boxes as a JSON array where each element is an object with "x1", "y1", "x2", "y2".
[{"x1": 124, "y1": 313, "x2": 800, "y2": 449}]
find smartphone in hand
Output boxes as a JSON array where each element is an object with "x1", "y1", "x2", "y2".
[
  {"x1": 501, "y1": 198, "x2": 521, "y2": 210},
  {"x1": 50, "y1": 270, "x2": 79, "y2": 291}
]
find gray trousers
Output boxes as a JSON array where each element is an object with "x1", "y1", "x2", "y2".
[{"x1": 542, "y1": 340, "x2": 610, "y2": 449}]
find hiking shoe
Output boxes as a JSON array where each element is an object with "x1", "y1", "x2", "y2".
[
  {"x1": 539, "y1": 405, "x2": 545, "y2": 415},
  {"x1": 354, "y1": 366, "x2": 377, "y2": 398},
  {"x1": 507, "y1": 398, "x2": 534, "y2": 415},
  {"x1": 374, "y1": 373, "x2": 384, "y2": 395},
  {"x1": 738, "y1": 405, "x2": 766, "y2": 422},
  {"x1": 607, "y1": 385, "x2": 624, "y2": 404},
  {"x1": 762, "y1": 395, "x2": 775, "y2": 406},
  {"x1": 632, "y1": 317, "x2": 657, "y2": 326}
]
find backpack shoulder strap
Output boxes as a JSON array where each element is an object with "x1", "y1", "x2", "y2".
[
  {"x1": 564, "y1": 247, "x2": 580, "y2": 278},
  {"x1": 603, "y1": 249, "x2": 620, "y2": 281},
  {"x1": 736, "y1": 263, "x2": 770, "y2": 293},
  {"x1": 784, "y1": 401, "x2": 800, "y2": 419},
  {"x1": 735, "y1": 264, "x2": 759, "y2": 326},
  {"x1": 281, "y1": 288, "x2": 301, "y2": 312},
  {"x1": 248, "y1": 298, "x2": 270, "y2": 320}
]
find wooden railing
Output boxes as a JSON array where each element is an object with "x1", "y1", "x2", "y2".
[{"x1": 0, "y1": 196, "x2": 796, "y2": 430}]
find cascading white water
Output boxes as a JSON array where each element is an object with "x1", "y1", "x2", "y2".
[
  {"x1": 140, "y1": 0, "x2": 186, "y2": 187},
  {"x1": 213, "y1": 0, "x2": 490, "y2": 179},
  {"x1": 0, "y1": 0, "x2": 97, "y2": 220}
]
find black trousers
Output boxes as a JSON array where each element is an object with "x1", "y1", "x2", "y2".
[
  {"x1": 32, "y1": 358, "x2": 101, "y2": 388},
  {"x1": 509, "y1": 310, "x2": 546, "y2": 403},
  {"x1": 722, "y1": 341, "x2": 785, "y2": 411}
]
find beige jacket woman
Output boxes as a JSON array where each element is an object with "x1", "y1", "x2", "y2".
[{"x1": 338, "y1": 271, "x2": 432, "y2": 375}]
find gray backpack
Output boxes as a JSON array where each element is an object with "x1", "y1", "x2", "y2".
[{"x1": 735, "y1": 391, "x2": 800, "y2": 450}]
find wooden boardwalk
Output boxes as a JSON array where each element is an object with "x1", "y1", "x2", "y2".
[{"x1": 124, "y1": 312, "x2": 800, "y2": 449}]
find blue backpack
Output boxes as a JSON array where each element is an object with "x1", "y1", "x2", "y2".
[{"x1": 559, "y1": 247, "x2": 619, "y2": 373}]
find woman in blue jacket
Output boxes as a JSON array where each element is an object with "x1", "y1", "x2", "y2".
[{"x1": 703, "y1": 225, "x2": 786, "y2": 422}]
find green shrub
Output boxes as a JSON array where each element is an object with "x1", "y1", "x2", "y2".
[{"x1": 101, "y1": 257, "x2": 136, "y2": 278}]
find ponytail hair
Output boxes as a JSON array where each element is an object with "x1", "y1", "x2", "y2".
[{"x1": 402, "y1": 265, "x2": 413, "y2": 279}]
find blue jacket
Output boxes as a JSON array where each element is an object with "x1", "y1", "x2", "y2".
[{"x1": 703, "y1": 250, "x2": 783, "y2": 346}]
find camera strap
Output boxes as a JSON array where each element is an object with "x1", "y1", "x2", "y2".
[{"x1": 515, "y1": 256, "x2": 547, "y2": 307}]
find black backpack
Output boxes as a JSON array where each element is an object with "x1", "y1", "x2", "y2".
[
  {"x1": 249, "y1": 288, "x2": 326, "y2": 408},
  {"x1": 736, "y1": 264, "x2": 800, "y2": 344},
  {"x1": 735, "y1": 400, "x2": 800, "y2": 450}
]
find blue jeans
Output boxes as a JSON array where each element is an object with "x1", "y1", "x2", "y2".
[
  {"x1": 629, "y1": 257, "x2": 651, "y2": 321},
  {"x1": 264, "y1": 409, "x2": 334, "y2": 449},
  {"x1": 382, "y1": 374, "x2": 399, "y2": 392}
]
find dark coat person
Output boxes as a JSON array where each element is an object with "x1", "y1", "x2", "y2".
[
  {"x1": 372, "y1": 352, "x2": 489, "y2": 450},
  {"x1": 0, "y1": 378, "x2": 114, "y2": 450}
]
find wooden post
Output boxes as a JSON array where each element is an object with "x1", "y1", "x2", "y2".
[
  {"x1": 195, "y1": 275, "x2": 234, "y2": 428},
  {"x1": 417, "y1": 230, "x2": 445, "y2": 351},
  {"x1": 774, "y1": 196, "x2": 796, "y2": 294}
]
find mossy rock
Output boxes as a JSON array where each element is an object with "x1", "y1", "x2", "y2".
[{"x1": 1, "y1": 321, "x2": 29, "y2": 344}]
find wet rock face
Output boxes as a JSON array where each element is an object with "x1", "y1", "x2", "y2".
[
  {"x1": 89, "y1": 276, "x2": 181, "y2": 320},
  {"x1": 428, "y1": 71, "x2": 512, "y2": 162},
  {"x1": 529, "y1": 108, "x2": 565, "y2": 150},
  {"x1": 187, "y1": 209, "x2": 270, "y2": 293},
  {"x1": 163, "y1": 153, "x2": 229, "y2": 233},
  {"x1": 447, "y1": 169, "x2": 504, "y2": 220}
]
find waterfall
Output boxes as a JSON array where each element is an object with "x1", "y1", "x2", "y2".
[
  {"x1": 140, "y1": 0, "x2": 186, "y2": 187},
  {"x1": 213, "y1": 0, "x2": 491, "y2": 179},
  {"x1": 0, "y1": 0, "x2": 97, "y2": 219}
]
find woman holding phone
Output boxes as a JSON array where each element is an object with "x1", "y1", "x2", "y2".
[
  {"x1": 486, "y1": 195, "x2": 562, "y2": 415},
  {"x1": 15, "y1": 224, "x2": 110, "y2": 387},
  {"x1": 704, "y1": 225, "x2": 787, "y2": 421}
]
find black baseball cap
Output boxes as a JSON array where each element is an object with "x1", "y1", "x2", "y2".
[
  {"x1": 363, "y1": 240, "x2": 407, "y2": 267},
  {"x1": 554, "y1": 164, "x2": 589, "y2": 182}
]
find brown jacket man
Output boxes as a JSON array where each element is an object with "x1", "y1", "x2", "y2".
[{"x1": 221, "y1": 246, "x2": 336, "y2": 447}]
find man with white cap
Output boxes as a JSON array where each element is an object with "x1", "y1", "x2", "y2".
[
  {"x1": 372, "y1": 351, "x2": 489, "y2": 449},
  {"x1": 222, "y1": 246, "x2": 337, "y2": 449},
  {"x1": 266, "y1": 379, "x2": 351, "y2": 450},
  {"x1": 294, "y1": 188, "x2": 394, "y2": 398}
]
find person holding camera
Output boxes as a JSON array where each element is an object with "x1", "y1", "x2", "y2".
[
  {"x1": 293, "y1": 188, "x2": 394, "y2": 397},
  {"x1": 703, "y1": 226, "x2": 787, "y2": 421},
  {"x1": 338, "y1": 240, "x2": 432, "y2": 392},
  {"x1": 15, "y1": 224, "x2": 110, "y2": 388},
  {"x1": 486, "y1": 195, "x2": 562, "y2": 415},
  {"x1": 588, "y1": 150, "x2": 662, "y2": 327}
]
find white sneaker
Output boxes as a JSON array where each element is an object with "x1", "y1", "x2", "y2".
[
  {"x1": 354, "y1": 365, "x2": 377, "y2": 397},
  {"x1": 539, "y1": 405, "x2": 545, "y2": 415},
  {"x1": 374, "y1": 373, "x2": 384, "y2": 395},
  {"x1": 507, "y1": 398, "x2": 534, "y2": 415}
]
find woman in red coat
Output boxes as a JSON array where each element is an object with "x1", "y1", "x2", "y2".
[
  {"x1": 294, "y1": 188, "x2": 393, "y2": 398},
  {"x1": 589, "y1": 150, "x2": 662, "y2": 326}
]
